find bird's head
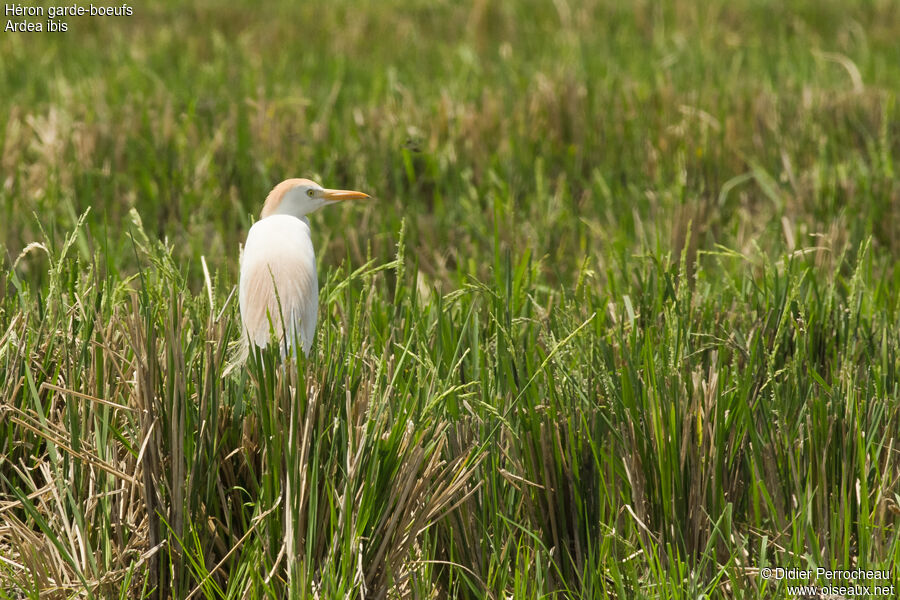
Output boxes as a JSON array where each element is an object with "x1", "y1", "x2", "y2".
[{"x1": 260, "y1": 178, "x2": 370, "y2": 219}]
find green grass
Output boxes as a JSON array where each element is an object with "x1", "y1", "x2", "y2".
[{"x1": 1, "y1": 0, "x2": 899, "y2": 597}]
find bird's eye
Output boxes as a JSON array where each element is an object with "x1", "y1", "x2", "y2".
[{"x1": 307, "y1": 189, "x2": 315, "y2": 198}]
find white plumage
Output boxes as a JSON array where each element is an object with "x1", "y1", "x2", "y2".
[
  {"x1": 239, "y1": 214, "x2": 319, "y2": 355},
  {"x1": 235, "y1": 178, "x2": 370, "y2": 360}
]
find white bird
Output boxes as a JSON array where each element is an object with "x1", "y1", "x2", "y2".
[{"x1": 237, "y1": 178, "x2": 370, "y2": 358}]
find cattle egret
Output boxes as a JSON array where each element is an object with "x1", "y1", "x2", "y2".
[{"x1": 238, "y1": 178, "x2": 370, "y2": 358}]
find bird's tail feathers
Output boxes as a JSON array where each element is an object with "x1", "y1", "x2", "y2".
[{"x1": 222, "y1": 335, "x2": 249, "y2": 378}]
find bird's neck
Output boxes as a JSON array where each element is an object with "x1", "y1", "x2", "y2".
[{"x1": 261, "y1": 213, "x2": 311, "y2": 228}]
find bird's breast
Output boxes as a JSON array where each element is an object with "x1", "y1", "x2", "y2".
[
  {"x1": 241, "y1": 215, "x2": 316, "y2": 273},
  {"x1": 238, "y1": 215, "x2": 318, "y2": 351}
]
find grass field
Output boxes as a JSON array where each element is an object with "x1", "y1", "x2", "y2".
[{"x1": 1, "y1": 0, "x2": 899, "y2": 597}]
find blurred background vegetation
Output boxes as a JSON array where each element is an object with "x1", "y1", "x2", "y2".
[{"x1": 2, "y1": 0, "x2": 897, "y2": 287}]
